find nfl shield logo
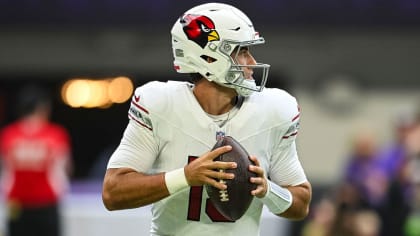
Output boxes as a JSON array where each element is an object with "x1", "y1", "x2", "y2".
[{"x1": 216, "y1": 131, "x2": 225, "y2": 141}]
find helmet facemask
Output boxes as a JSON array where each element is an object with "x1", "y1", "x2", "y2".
[{"x1": 218, "y1": 39, "x2": 270, "y2": 97}]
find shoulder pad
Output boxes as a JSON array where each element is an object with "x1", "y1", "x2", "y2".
[{"x1": 256, "y1": 88, "x2": 300, "y2": 123}]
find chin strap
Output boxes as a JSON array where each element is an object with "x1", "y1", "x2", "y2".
[{"x1": 234, "y1": 79, "x2": 258, "y2": 97}]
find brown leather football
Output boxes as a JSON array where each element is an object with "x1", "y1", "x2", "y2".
[{"x1": 205, "y1": 136, "x2": 257, "y2": 221}]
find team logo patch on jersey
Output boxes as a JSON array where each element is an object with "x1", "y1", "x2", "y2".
[
  {"x1": 128, "y1": 102, "x2": 153, "y2": 130},
  {"x1": 216, "y1": 131, "x2": 225, "y2": 141}
]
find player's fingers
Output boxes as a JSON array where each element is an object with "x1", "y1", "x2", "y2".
[
  {"x1": 207, "y1": 145, "x2": 232, "y2": 160},
  {"x1": 249, "y1": 156, "x2": 265, "y2": 177},
  {"x1": 249, "y1": 155, "x2": 260, "y2": 166},
  {"x1": 250, "y1": 178, "x2": 266, "y2": 195},
  {"x1": 207, "y1": 169, "x2": 235, "y2": 180},
  {"x1": 206, "y1": 177, "x2": 227, "y2": 190},
  {"x1": 249, "y1": 164, "x2": 264, "y2": 177},
  {"x1": 212, "y1": 161, "x2": 237, "y2": 170},
  {"x1": 251, "y1": 185, "x2": 265, "y2": 197},
  {"x1": 250, "y1": 176, "x2": 268, "y2": 197},
  {"x1": 250, "y1": 176, "x2": 264, "y2": 185}
]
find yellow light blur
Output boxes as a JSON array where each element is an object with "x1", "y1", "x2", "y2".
[
  {"x1": 83, "y1": 80, "x2": 110, "y2": 108},
  {"x1": 60, "y1": 80, "x2": 73, "y2": 104},
  {"x1": 65, "y1": 79, "x2": 91, "y2": 108},
  {"x1": 108, "y1": 76, "x2": 134, "y2": 103},
  {"x1": 61, "y1": 76, "x2": 134, "y2": 108}
]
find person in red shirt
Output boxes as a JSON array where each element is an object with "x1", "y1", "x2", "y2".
[{"x1": 0, "y1": 84, "x2": 72, "y2": 236}]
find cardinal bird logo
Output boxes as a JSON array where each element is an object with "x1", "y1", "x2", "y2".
[{"x1": 180, "y1": 14, "x2": 220, "y2": 48}]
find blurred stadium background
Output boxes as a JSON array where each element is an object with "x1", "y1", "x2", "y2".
[{"x1": 0, "y1": 0, "x2": 419, "y2": 235}]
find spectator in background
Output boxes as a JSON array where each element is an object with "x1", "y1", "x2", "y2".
[
  {"x1": 342, "y1": 130, "x2": 388, "y2": 210},
  {"x1": 377, "y1": 106, "x2": 418, "y2": 236},
  {"x1": 301, "y1": 197, "x2": 336, "y2": 236},
  {"x1": 351, "y1": 210, "x2": 381, "y2": 236},
  {"x1": 379, "y1": 107, "x2": 416, "y2": 182},
  {"x1": 401, "y1": 106, "x2": 420, "y2": 236},
  {"x1": 301, "y1": 186, "x2": 382, "y2": 236},
  {"x1": 0, "y1": 84, "x2": 72, "y2": 236},
  {"x1": 324, "y1": 182, "x2": 382, "y2": 236},
  {"x1": 313, "y1": 130, "x2": 385, "y2": 236}
]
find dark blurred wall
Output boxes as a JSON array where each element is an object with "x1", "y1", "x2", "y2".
[
  {"x1": 1, "y1": 0, "x2": 420, "y2": 27},
  {"x1": 1, "y1": 0, "x2": 420, "y2": 87}
]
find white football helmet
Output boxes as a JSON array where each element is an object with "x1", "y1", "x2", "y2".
[{"x1": 171, "y1": 3, "x2": 270, "y2": 97}]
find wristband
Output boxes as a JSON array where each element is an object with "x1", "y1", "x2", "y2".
[
  {"x1": 165, "y1": 168, "x2": 189, "y2": 195},
  {"x1": 259, "y1": 180, "x2": 293, "y2": 214}
]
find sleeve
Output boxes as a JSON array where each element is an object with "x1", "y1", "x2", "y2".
[
  {"x1": 268, "y1": 101, "x2": 308, "y2": 187},
  {"x1": 107, "y1": 86, "x2": 159, "y2": 173}
]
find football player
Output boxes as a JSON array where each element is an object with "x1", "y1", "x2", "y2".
[{"x1": 103, "y1": 3, "x2": 312, "y2": 235}]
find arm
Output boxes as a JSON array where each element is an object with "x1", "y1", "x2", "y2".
[
  {"x1": 252, "y1": 96, "x2": 311, "y2": 220},
  {"x1": 102, "y1": 145, "x2": 236, "y2": 211},
  {"x1": 250, "y1": 156, "x2": 312, "y2": 220},
  {"x1": 102, "y1": 168, "x2": 169, "y2": 210},
  {"x1": 103, "y1": 82, "x2": 238, "y2": 211},
  {"x1": 280, "y1": 181, "x2": 312, "y2": 220},
  {"x1": 102, "y1": 86, "x2": 177, "y2": 210}
]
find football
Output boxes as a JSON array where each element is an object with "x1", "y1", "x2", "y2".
[{"x1": 205, "y1": 136, "x2": 257, "y2": 221}]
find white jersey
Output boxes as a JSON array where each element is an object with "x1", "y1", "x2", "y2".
[{"x1": 107, "y1": 81, "x2": 307, "y2": 236}]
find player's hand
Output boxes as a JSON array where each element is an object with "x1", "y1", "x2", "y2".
[
  {"x1": 249, "y1": 156, "x2": 268, "y2": 198},
  {"x1": 184, "y1": 145, "x2": 237, "y2": 190}
]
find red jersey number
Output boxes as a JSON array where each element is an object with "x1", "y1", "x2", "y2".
[{"x1": 186, "y1": 156, "x2": 234, "y2": 222}]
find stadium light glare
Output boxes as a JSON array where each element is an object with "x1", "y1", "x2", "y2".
[{"x1": 61, "y1": 77, "x2": 134, "y2": 108}]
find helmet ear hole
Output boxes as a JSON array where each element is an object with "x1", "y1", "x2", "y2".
[{"x1": 200, "y1": 55, "x2": 217, "y2": 63}]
